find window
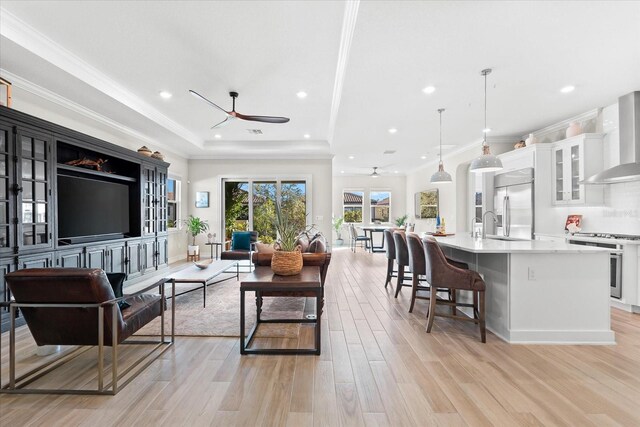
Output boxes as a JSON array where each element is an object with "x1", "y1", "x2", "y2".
[
  {"x1": 167, "y1": 177, "x2": 181, "y2": 230},
  {"x1": 223, "y1": 179, "x2": 309, "y2": 243},
  {"x1": 343, "y1": 190, "x2": 363, "y2": 223},
  {"x1": 370, "y1": 191, "x2": 391, "y2": 223}
]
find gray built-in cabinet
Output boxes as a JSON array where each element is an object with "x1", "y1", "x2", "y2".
[{"x1": 0, "y1": 106, "x2": 170, "y2": 332}]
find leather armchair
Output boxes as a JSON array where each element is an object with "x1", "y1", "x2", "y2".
[
  {"x1": 1, "y1": 268, "x2": 175, "y2": 394},
  {"x1": 221, "y1": 231, "x2": 259, "y2": 272}
]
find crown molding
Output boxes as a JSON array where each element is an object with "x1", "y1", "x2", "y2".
[
  {"x1": 522, "y1": 108, "x2": 600, "y2": 143},
  {"x1": 2, "y1": 69, "x2": 185, "y2": 158},
  {"x1": 327, "y1": 0, "x2": 360, "y2": 146},
  {"x1": 0, "y1": 7, "x2": 203, "y2": 149}
]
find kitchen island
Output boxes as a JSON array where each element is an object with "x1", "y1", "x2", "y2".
[{"x1": 433, "y1": 235, "x2": 615, "y2": 344}]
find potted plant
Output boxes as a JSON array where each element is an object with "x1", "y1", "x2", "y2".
[
  {"x1": 271, "y1": 203, "x2": 304, "y2": 276},
  {"x1": 394, "y1": 214, "x2": 408, "y2": 228},
  {"x1": 184, "y1": 215, "x2": 209, "y2": 256},
  {"x1": 332, "y1": 216, "x2": 344, "y2": 246}
]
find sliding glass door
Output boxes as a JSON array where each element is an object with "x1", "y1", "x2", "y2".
[{"x1": 223, "y1": 179, "x2": 308, "y2": 244}]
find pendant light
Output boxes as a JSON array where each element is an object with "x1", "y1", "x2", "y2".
[
  {"x1": 430, "y1": 108, "x2": 452, "y2": 183},
  {"x1": 470, "y1": 68, "x2": 503, "y2": 173}
]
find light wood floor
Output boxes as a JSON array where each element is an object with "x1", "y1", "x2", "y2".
[{"x1": 2, "y1": 248, "x2": 640, "y2": 426}]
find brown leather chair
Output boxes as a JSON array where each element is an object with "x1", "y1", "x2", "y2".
[
  {"x1": 422, "y1": 236, "x2": 486, "y2": 342},
  {"x1": 1, "y1": 268, "x2": 175, "y2": 394},
  {"x1": 392, "y1": 231, "x2": 412, "y2": 297}
]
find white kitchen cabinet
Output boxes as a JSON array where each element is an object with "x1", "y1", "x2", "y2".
[{"x1": 551, "y1": 133, "x2": 604, "y2": 205}]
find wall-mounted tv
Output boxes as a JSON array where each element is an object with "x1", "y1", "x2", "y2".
[{"x1": 57, "y1": 175, "x2": 130, "y2": 240}]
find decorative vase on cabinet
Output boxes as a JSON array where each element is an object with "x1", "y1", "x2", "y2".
[
  {"x1": 525, "y1": 133, "x2": 538, "y2": 146},
  {"x1": 566, "y1": 121, "x2": 583, "y2": 138}
]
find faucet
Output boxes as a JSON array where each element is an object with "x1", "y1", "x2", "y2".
[
  {"x1": 482, "y1": 211, "x2": 498, "y2": 239},
  {"x1": 470, "y1": 217, "x2": 481, "y2": 238}
]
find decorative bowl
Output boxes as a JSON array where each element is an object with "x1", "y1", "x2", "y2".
[
  {"x1": 137, "y1": 146, "x2": 153, "y2": 156},
  {"x1": 151, "y1": 151, "x2": 165, "y2": 160},
  {"x1": 194, "y1": 260, "x2": 212, "y2": 269}
]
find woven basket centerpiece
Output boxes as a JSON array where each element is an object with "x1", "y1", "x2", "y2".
[{"x1": 271, "y1": 246, "x2": 303, "y2": 276}]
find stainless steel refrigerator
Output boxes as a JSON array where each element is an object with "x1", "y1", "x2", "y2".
[{"x1": 494, "y1": 168, "x2": 534, "y2": 240}]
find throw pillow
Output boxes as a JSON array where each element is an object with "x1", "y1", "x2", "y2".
[
  {"x1": 106, "y1": 272, "x2": 131, "y2": 310},
  {"x1": 308, "y1": 235, "x2": 327, "y2": 253},
  {"x1": 232, "y1": 232, "x2": 252, "y2": 251},
  {"x1": 295, "y1": 234, "x2": 310, "y2": 253},
  {"x1": 256, "y1": 242, "x2": 275, "y2": 254}
]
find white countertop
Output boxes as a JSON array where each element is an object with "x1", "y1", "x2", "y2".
[
  {"x1": 536, "y1": 232, "x2": 640, "y2": 246},
  {"x1": 431, "y1": 235, "x2": 616, "y2": 254}
]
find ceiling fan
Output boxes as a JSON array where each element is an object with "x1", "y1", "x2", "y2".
[{"x1": 189, "y1": 90, "x2": 290, "y2": 129}]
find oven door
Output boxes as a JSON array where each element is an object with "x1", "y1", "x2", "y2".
[{"x1": 569, "y1": 240, "x2": 621, "y2": 298}]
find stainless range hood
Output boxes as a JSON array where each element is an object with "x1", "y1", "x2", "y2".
[{"x1": 582, "y1": 91, "x2": 640, "y2": 184}]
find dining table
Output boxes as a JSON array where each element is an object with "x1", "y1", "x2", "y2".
[{"x1": 360, "y1": 225, "x2": 393, "y2": 253}]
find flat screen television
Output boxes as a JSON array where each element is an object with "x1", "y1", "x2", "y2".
[{"x1": 57, "y1": 175, "x2": 130, "y2": 240}]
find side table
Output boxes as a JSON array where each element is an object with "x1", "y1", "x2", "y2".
[
  {"x1": 240, "y1": 266, "x2": 322, "y2": 355},
  {"x1": 205, "y1": 242, "x2": 223, "y2": 260}
]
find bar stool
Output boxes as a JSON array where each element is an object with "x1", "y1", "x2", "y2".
[
  {"x1": 405, "y1": 232, "x2": 432, "y2": 312},
  {"x1": 383, "y1": 228, "x2": 398, "y2": 289},
  {"x1": 421, "y1": 236, "x2": 486, "y2": 343},
  {"x1": 392, "y1": 231, "x2": 413, "y2": 297}
]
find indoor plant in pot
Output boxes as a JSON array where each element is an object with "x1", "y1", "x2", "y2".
[
  {"x1": 184, "y1": 215, "x2": 209, "y2": 256},
  {"x1": 271, "y1": 203, "x2": 303, "y2": 276},
  {"x1": 394, "y1": 214, "x2": 408, "y2": 228},
  {"x1": 333, "y1": 216, "x2": 344, "y2": 246}
]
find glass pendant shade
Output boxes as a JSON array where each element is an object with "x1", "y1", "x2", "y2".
[
  {"x1": 470, "y1": 145, "x2": 503, "y2": 173},
  {"x1": 431, "y1": 161, "x2": 452, "y2": 183}
]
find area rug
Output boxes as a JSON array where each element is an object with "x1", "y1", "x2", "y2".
[{"x1": 136, "y1": 277, "x2": 306, "y2": 338}]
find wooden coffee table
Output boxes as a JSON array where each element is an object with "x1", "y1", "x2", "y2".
[{"x1": 240, "y1": 266, "x2": 322, "y2": 355}]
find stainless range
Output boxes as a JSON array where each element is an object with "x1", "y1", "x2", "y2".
[{"x1": 568, "y1": 233, "x2": 640, "y2": 299}]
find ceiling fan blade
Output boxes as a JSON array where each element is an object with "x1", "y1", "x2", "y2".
[
  {"x1": 189, "y1": 90, "x2": 230, "y2": 116},
  {"x1": 234, "y1": 112, "x2": 290, "y2": 124},
  {"x1": 210, "y1": 116, "x2": 234, "y2": 129}
]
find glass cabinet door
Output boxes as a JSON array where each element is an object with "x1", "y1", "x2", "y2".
[
  {"x1": 156, "y1": 169, "x2": 167, "y2": 234},
  {"x1": 142, "y1": 166, "x2": 156, "y2": 236},
  {"x1": 570, "y1": 144, "x2": 581, "y2": 201},
  {"x1": 0, "y1": 124, "x2": 12, "y2": 253},
  {"x1": 555, "y1": 148, "x2": 565, "y2": 202},
  {"x1": 18, "y1": 130, "x2": 52, "y2": 249}
]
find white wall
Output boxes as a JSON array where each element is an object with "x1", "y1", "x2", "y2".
[
  {"x1": 187, "y1": 159, "x2": 332, "y2": 251},
  {"x1": 332, "y1": 175, "x2": 406, "y2": 222},
  {"x1": 9, "y1": 96, "x2": 190, "y2": 261}
]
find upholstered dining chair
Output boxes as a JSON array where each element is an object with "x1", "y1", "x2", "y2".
[{"x1": 422, "y1": 236, "x2": 487, "y2": 343}]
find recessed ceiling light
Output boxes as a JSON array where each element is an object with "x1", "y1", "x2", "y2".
[
  {"x1": 483, "y1": 128, "x2": 491, "y2": 133},
  {"x1": 296, "y1": 91, "x2": 307, "y2": 99},
  {"x1": 422, "y1": 86, "x2": 436, "y2": 94},
  {"x1": 348, "y1": 155, "x2": 355, "y2": 160},
  {"x1": 340, "y1": 170, "x2": 345, "y2": 174},
  {"x1": 159, "y1": 91, "x2": 172, "y2": 99},
  {"x1": 560, "y1": 85, "x2": 575, "y2": 93},
  {"x1": 214, "y1": 134, "x2": 222, "y2": 139},
  {"x1": 388, "y1": 128, "x2": 397, "y2": 134},
  {"x1": 394, "y1": 170, "x2": 399, "y2": 174},
  {"x1": 303, "y1": 134, "x2": 310, "y2": 139},
  {"x1": 421, "y1": 155, "x2": 427, "y2": 159}
]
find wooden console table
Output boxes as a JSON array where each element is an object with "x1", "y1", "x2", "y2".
[{"x1": 240, "y1": 266, "x2": 322, "y2": 355}]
